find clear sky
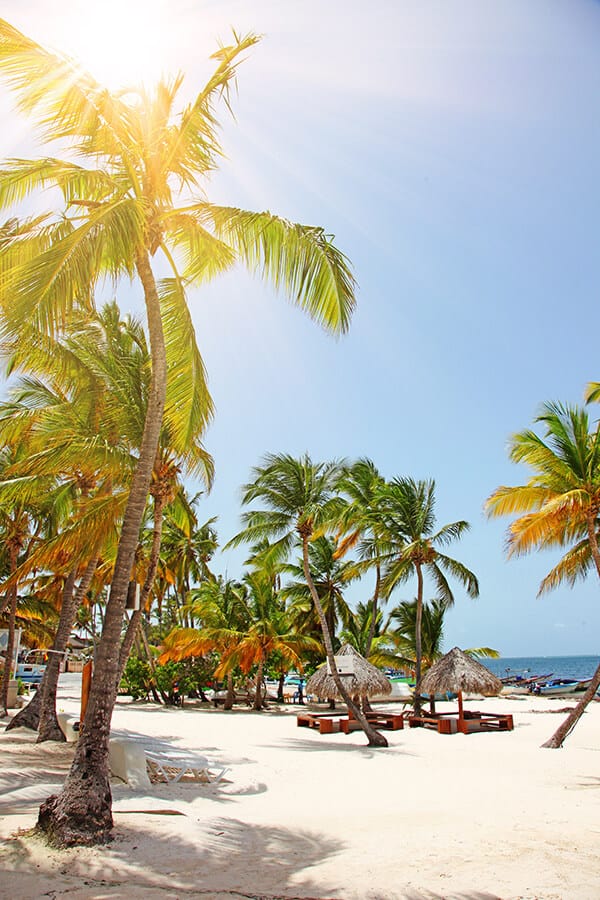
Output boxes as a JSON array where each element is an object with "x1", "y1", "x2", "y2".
[{"x1": 1, "y1": 0, "x2": 599, "y2": 656}]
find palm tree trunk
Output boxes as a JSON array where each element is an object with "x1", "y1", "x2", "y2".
[
  {"x1": 140, "y1": 623, "x2": 168, "y2": 703},
  {"x1": 543, "y1": 515, "x2": 600, "y2": 748},
  {"x1": 36, "y1": 570, "x2": 78, "y2": 743},
  {"x1": 37, "y1": 250, "x2": 168, "y2": 846},
  {"x1": 118, "y1": 489, "x2": 168, "y2": 679},
  {"x1": 365, "y1": 564, "x2": 381, "y2": 659},
  {"x1": 224, "y1": 671, "x2": 235, "y2": 710},
  {"x1": 253, "y1": 659, "x2": 264, "y2": 710},
  {"x1": 1, "y1": 546, "x2": 19, "y2": 717},
  {"x1": 413, "y1": 563, "x2": 424, "y2": 715},
  {"x1": 300, "y1": 529, "x2": 387, "y2": 748},
  {"x1": 37, "y1": 559, "x2": 98, "y2": 743}
]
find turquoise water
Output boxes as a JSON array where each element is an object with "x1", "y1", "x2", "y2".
[{"x1": 482, "y1": 655, "x2": 599, "y2": 682}]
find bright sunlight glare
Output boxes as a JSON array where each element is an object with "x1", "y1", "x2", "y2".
[{"x1": 57, "y1": 0, "x2": 172, "y2": 89}]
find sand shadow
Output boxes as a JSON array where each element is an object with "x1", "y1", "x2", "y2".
[
  {"x1": 1, "y1": 814, "x2": 345, "y2": 899},
  {"x1": 262, "y1": 736, "x2": 418, "y2": 758}
]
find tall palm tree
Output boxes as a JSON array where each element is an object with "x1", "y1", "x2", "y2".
[
  {"x1": 160, "y1": 577, "x2": 249, "y2": 709},
  {"x1": 336, "y1": 458, "x2": 388, "y2": 658},
  {"x1": 161, "y1": 573, "x2": 318, "y2": 710},
  {"x1": 387, "y1": 598, "x2": 498, "y2": 672},
  {"x1": 283, "y1": 536, "x2": 355, "y2": 647},
  {"x1": 377, "y1": 477, "x2": 479, "y2": 713},
  {"x1": 0, "y1": 22, "x2": 356, "y2": 844},
  {"x1": 228, "y1": 453, "x2": 388, "y2": 747},
  {"x1": 486, "y1": 401, "x2": 600, "y2": 748}
]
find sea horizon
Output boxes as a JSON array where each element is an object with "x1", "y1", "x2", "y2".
[{"x1": 482, "y1": 654, "x2": 600, "y2": 681}]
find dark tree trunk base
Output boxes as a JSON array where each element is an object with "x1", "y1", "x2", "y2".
[
  {"x1": 6, "y1": 688, "x2": 41, "y2": 732},
  {"x1": 37, "y1": 784, "x2": 114, "y2": 847},
  {"x1": 367, "y1": 731, "x2": 389, "y2": 748},
  {"x1": 37, "y1": 714, "x2": 66, "y2": 743}
]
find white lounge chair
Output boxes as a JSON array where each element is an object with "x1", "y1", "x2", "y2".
[{"x1": 145, "y1": 749, "x2": 228, "y2": 784}]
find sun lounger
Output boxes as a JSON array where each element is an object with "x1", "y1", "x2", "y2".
[
  {"x1": 109, "y1": 738, "x2": 152, "y2": 789},
  {"x1": 145, "y1": 750, "x2": 228, "y2": 784}
]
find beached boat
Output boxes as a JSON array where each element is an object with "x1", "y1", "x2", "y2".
[{"x1": 534, "y1": 678, "x2": 580, "y2": 697}]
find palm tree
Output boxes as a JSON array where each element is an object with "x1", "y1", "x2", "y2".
[
  {"x1": 486, "y1": 401, "x2": 600, "y2": 748},
  {"x1": 228, "y1": 453, "x2": 388, "y2": 747},
  {"x1": 377, "y1": 477, "x2": 479, "y2": 713},
  {"x1": 335, "y1": 458, "x2": 387, "y2": 658},
  {"x1": 0, "y1": 22, "x2": 356, "y2": 844},
  {"x1": 160, "y1": 577, "x2": 249, "y2": 708},
  {"x1": 283, "y1": 536, "x2": 355, "y2": 648},
  {"x1": 161, "y1": 573, "x2": 318, "y2": 710},
  {"x1": 387, "y1": 598, "x2": 498, "y2": 671}
]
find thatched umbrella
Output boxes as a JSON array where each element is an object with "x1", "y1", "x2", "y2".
[
  {"x1": 306, "y1": 644, "x2": 391, "y2": 710},
  {"x1": 420, "y1": 646, "x2": 502, "y2": 727}
]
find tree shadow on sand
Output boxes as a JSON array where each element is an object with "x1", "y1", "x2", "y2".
[
  {"x1": 260, "y1": 737, "x2": 419, "y2": 758},
  {"x1": 1, "y1": 815, "x2": 347, "y2": 899}
]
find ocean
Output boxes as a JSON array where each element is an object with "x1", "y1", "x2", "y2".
[{"x1": 481, "y1": 655, "x2": 600, "y2": 682}]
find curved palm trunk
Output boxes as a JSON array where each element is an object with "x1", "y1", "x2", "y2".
[
  {"x1": 36, "y1": 570, "x2": 78, "y2": 743},
  {"x1": 118, "y1": 489, "x2": 168, "y2": 680},
  {"x1": 1, "y1": 546, "x2": 19, "y2": 717},
  {"x1": 413, "y1": 563, "x2": 424, "y2": 716},
  {"x1": 37, "y1": 559, "x2": 98, "y2": 743},
  {"x1": 38, "y1": 251, "x2": 168, "y2": 846},
  {"x1": 5, "y1": 681, "x2": 41, "y2": 731},
  {"x1": 543, "y1": 515, "x2": 600, "y2": 748},
  {"x1": 300, "y1": 529, "x2": 387, "y2": 748}
]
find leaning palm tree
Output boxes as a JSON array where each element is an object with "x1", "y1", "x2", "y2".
[
  {"x1": 377, "y1": 477, "x2": 479, "y2": 714},
  {"x1": 228, "y1": 453, "x2": 388, "y2": 747},
  {"x1": 283, "y1": 536, "x2": 355, "y2": 648},
  {"x1": 0, "y1": 22, "x2": 355, "y2": 844},
  {"x1": 335, "y1": 459, "x2": 388, "y2": 658},
  {"x1": 486, "y1": 401, "x2": 600, "y2": 748}
]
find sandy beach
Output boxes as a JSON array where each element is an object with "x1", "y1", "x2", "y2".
[{"x1": 1, "y1": 676, "x2": 599, "y2": 900}]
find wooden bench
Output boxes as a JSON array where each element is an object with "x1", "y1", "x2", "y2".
[
  {"x1": 460, "y1": 711, "x2": 514, "y2": 733},
  {"x1": 296, "y1": 712, "x2": 344, "y2": 734},
  {"x1": 408, "y1": 711, "x2": 514, "y2": 734},
  {"x1": 339, "y1": 712, "x2": 405, "y2": 734},
  {"x1": 407, "y1": 713, "x2": 457, "y2": 734}
]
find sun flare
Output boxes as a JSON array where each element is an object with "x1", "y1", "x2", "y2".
[{"x1": 57, "y1": 0, "x2": 172, "y2": 90}]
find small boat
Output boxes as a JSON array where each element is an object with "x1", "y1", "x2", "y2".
[{"x1": 534, "y1": 678, "x2": 580, "y2": 697}]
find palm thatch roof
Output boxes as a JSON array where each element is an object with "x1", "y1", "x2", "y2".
[
  {"x1": 306, "y1": 643, "x2": 392, "y2": 700},
  {"x1": 420, "y1": 647, "x2": 502, "y2": 696}
]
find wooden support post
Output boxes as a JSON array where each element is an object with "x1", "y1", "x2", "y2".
[{"x1": 80, "y1": 660, "x2": 93, "y2": 726}]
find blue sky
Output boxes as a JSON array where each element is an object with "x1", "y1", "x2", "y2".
[{"x1": 1, "y1": 0, "x2": 600, "y2": 656}]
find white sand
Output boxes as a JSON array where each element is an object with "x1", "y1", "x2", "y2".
[{"x1": 1, "y1": 676, "x2": 599, "y2": 900}]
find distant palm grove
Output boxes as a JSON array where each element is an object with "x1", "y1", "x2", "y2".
[{"x1": 0, "y1": 15, "x2": 599, "y2": 852}]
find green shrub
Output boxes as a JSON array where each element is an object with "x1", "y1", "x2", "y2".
[{"x1": 120, "y1": 656, "x2": 152, "y2": 700}]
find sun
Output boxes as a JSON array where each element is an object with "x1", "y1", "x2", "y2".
[{"x1": 56, "y1": 0, "x2": 172, "y2": 90}]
